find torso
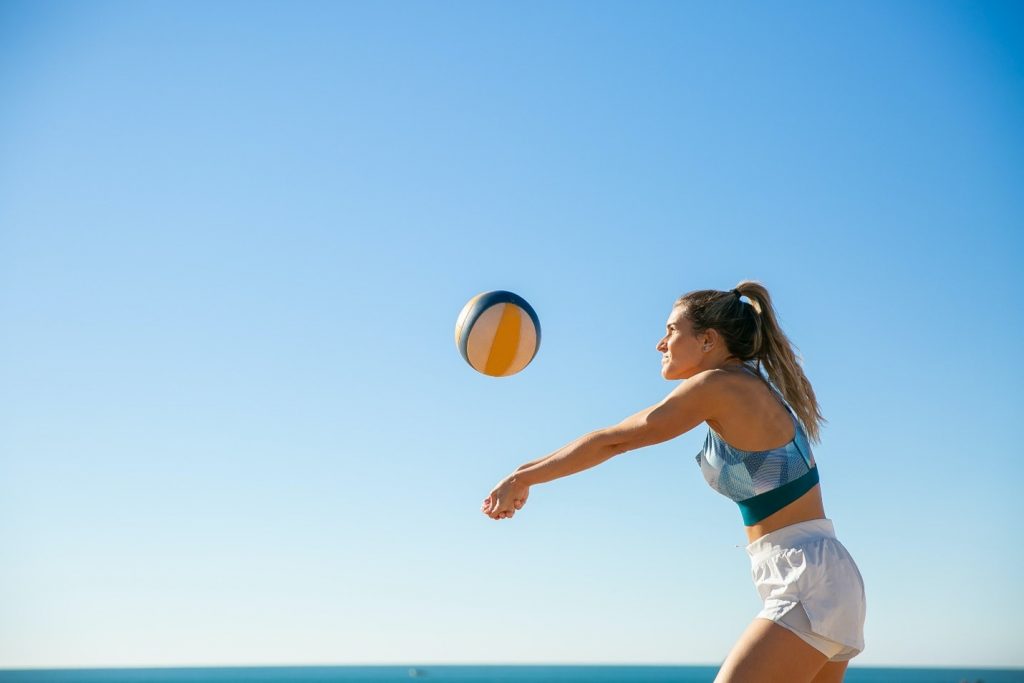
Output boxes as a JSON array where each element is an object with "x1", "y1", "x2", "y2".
[
  {"x1": 706, "y1": 365, "x2": 826, "y2": 543},
  {"x1": 743, "y1": 485, "x2": 825, "y2": 543}
]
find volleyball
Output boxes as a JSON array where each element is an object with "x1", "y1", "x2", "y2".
[{"x1": 455, "y1": 291, "x2": 541, "y2": 377}]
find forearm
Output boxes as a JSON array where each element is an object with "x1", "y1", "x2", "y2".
[
  {"x1": 515, "y1": 454, "x2": 549, "y2": 473},
  {"x1": 515, "y1": 430, "x2": 623, "y2": 486}
]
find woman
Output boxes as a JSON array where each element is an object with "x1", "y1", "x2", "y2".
[{"x1": 481, "y1": 282, "x2": 866, "y2": 683}]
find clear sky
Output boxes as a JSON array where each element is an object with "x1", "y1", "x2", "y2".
[{"x1": 1, "y1": 0, "x2": 1022, "y2": 670}]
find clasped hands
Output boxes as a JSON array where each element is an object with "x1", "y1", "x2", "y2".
[{"x1": 481, "y1": 474, "x2": 530, "y2": 520}]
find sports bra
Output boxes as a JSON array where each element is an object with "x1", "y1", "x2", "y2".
[{"x1": 695, "y1": 366, "x2": 819, "y2": 525}]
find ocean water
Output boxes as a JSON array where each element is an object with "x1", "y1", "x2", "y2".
[{"x1": 0, "y1": 667, "x2": 1020, "y2": 683}]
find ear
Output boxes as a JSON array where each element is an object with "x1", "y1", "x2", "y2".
[{"x1": 702, "y1": 328, "x2": 721, "y2": 350}]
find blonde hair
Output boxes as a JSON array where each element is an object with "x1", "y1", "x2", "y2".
[{"x1": 675, "y1": 280, "x2": 826, "y2": 443}]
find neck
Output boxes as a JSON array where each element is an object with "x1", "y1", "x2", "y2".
[{"x1": 703, "y1": 358, "x2": 745, "y2": 372}]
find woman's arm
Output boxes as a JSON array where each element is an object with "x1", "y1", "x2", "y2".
[
  {"x1": 514, "y1": 455, "x2": 549, "y2": 474},
  {"x1": 483, "y1": 431, "x2": 623, "y2": 519},
  {"x1": 514, "y1": 430, "x2": 621, "y2": 486},
  {"x1": 484, "y1": 370, "x2": 722, "y2": 519}
]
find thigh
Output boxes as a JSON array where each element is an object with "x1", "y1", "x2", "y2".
[
  {"x1": 714, "y1": 618, "x2": 829, "y2": 683},
  {"x1": 812, "y1": 661, "x2": 849, "y2": 683}
]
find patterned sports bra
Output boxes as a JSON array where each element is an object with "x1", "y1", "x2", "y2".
[{"x1": 695, "y1": 366, "x2": 819, "y2": 525}]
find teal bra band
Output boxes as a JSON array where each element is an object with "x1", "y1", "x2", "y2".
[{"x1": 738, "y1": 467, "x2": 820, "y2": 526}]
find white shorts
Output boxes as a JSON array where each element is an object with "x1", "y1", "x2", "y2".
[{"x1": 746, "y1": 518, "x2": 866, "y2": 661}]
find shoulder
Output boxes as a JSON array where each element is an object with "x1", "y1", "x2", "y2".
[
  {"x1": 660, "y1": 368, "x2": 735, "y2": 417},
  {"x1": 684, "y1": 367, "x2": 748, "y2": 393},
  {"x1": 680, "y1": 367, "x2": 762, "y2": 412}
]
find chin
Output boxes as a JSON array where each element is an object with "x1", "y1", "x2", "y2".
[{"x1": 664, "y1": 367, "x2": 694, "y2": 381}]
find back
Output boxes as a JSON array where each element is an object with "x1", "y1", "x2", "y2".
[{"x1": 695, "y1": 365, "x2": 819, "y2": 525}]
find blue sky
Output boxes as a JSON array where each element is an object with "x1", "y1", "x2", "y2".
[{"x1": 1, "y1": 0, "x2": 1022, "y2": 670}]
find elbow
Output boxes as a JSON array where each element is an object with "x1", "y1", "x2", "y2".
[
  {"x1": 594, "y1": 429, "x2": 637, "y2": 457},
  {"x1": 600, "y1": 415, "x2": 672, "y2": 455}
]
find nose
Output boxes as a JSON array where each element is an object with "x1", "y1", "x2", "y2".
[{"x1": 656, "y1": 337, "x2": 667, "y2": 352}]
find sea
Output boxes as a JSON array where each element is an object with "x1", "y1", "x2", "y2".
[{"x1": 0, "y1": 667, "x2": 1020, "y2": 683}]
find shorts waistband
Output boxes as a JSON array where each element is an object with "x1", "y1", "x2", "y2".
[{"x1": 745, "y1": 518, "x2": 836, "y2": 563}]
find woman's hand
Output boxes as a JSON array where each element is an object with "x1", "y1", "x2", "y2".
[{"x1": 481, "y1": 475, "x2": 530, "y2": 520}]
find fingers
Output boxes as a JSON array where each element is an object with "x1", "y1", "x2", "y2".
[
  {"x1": 481, "y1": 494, "x2": 525, "y2": 519},
  {"x1": 488, "y1": 494, "x2": 502, "y2": 519},
  {"x1": 491, "y1": 497, "x2": 511, "y2": 520}
]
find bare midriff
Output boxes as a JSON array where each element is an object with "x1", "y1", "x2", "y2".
[{"x1": 744, "y1": 483, "x2": 827, "y2": 544}]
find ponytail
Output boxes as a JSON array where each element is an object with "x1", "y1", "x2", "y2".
[{"x1": 675, "y1": 280, "x2": 826, "y2": 443}]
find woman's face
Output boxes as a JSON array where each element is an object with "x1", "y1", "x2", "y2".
[{"x1": 657, "y1": 306, "x2": 704, "y2": 380}]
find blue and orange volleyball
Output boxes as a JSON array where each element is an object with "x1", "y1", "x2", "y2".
[{"x1": 455, "y1": 291, "x2": 541, "y2": 377}]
